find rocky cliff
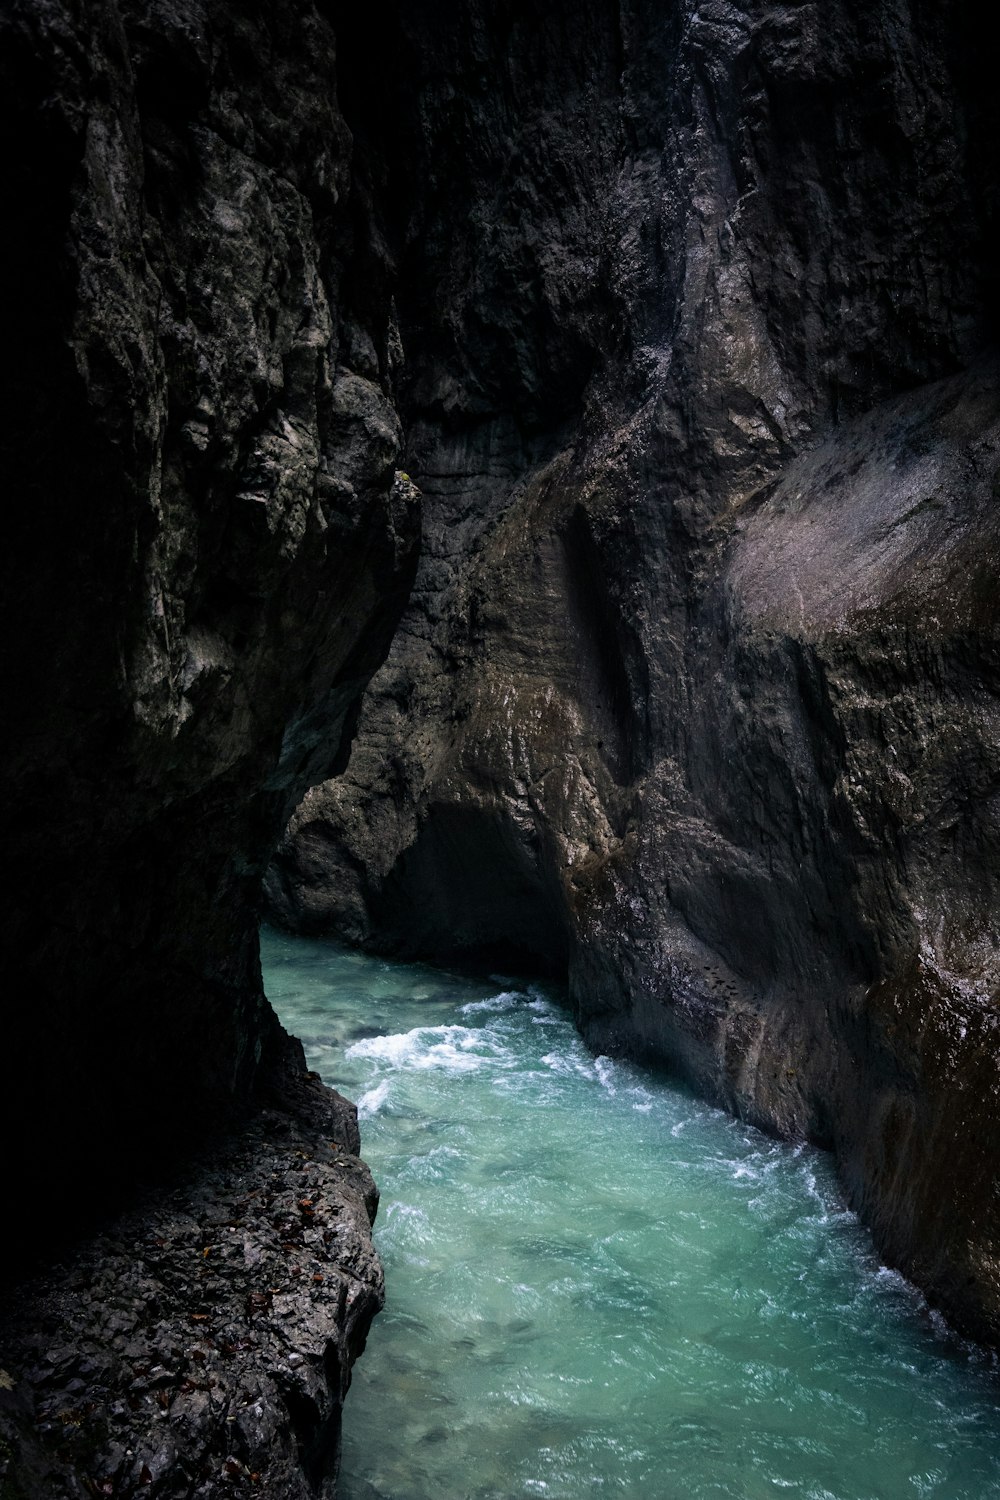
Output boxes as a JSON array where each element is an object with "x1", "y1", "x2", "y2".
[
  {"x1": 0, "y1": 0, "x2": 416, "y2": 1236},
  {"x1": 1, "y1": 0, "x2": 417, "y2": 1490},
  {"x1": 2, "y1": 0, "x2": 998, "y2": 1490},
  {"x1": 266, "y1": 1, "x2": 1000, "y2": 1344}
]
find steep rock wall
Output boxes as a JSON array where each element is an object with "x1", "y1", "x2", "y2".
[
  {"x1": 0, "y1": 0, "x2": 417, "y2": 1242},
  {"x1": 266, "y1": 0, "x2": 1000, "y2": 1342},
  {"x1": 0, "y1": 1, "x2": 423, "y2": 1489}
]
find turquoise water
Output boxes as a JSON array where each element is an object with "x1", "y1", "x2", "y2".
[{"x1": 261, "y1": 928, "x2": 1000, "y2": 1500}]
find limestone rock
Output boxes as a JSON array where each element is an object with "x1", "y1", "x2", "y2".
[
  {"x1": 0, "y1": 0, "x2": 418, "y2": 1239},
  {"x1": 0, "y1": 2, "x2": 417, "y2": 1491}
]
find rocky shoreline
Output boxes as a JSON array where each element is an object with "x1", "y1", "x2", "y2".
[{"x1": 0, "y1": 1045, "x2": 382, "y2": 1500}]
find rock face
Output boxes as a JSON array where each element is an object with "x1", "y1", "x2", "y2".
[
  {"x1": 1, "y1": 0, "x2": 415, "y2": 1492},
  {"x1": 0, "y1": 1050, "x2": 383, "y2": 1499},
  {"x1": 0, "y1": 0, "x2": 417, "y2": 1232},
  {"x1": 4, "y1": 5, "x2": 1000, "y2": 1494},
  {"x1": 266, "y1": 2, "x2": 1000, "y2": 1342}
]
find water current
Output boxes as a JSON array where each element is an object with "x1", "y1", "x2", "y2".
[{"x1": 261, "y1": 927, "x2": 1000, "y2": 1500}]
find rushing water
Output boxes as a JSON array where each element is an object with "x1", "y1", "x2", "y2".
[{"x1": 261, "y1": 928, "x2": 1000, "y2": 1500}]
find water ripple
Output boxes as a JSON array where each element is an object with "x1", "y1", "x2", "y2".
[{"x1": 263, "y1": 928, "x2": 1000, "y2": 1500}]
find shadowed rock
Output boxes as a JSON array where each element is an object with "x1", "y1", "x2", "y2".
[
  {"x1": 267, "y1": 1, "x2": 1000, "y2": 1344},
  {"x1": 0, "y1": 1046, "x2": 384, "y2": 1499},
  {"x1": 1, "y1": 1, "x2": 416, "y2": 1493},
  {"x1": 0, "y1": 0, "x2": 418, "y2": 1244}
]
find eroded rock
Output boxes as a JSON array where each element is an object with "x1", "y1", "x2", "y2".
[
  {"x1": 0, "y1": 1049, "x2": 383, "y2": 1499},
  {"x1": 1, "y1": 0, "x2": 414, "y2": 1491},
  {"x1": 0, "y1": 0, "x2": 417, "y2": 1239},
  {"x1": 266, "y1": 2, "x2": 1000, "y2": 1344}
]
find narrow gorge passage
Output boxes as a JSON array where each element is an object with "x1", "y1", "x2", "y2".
[
  {"x1": 263, "y1": 929, "x2": 1000, "y2": 1500},
  {"x1": 2, "y1": 1, "x2": 997, "y2": 1494}
]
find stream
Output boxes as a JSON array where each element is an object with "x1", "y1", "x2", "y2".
[{"x1": 262, "y1": 927, "x2": 1000, "y2": 1500}]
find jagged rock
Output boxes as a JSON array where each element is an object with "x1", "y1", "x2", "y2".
[
  {"x1": 0, "y1": 0, "x2": 417, "y2": 1235},
  {"x1": 3, "y1": 2, "x2": 1000, "y2": 1493},
  {"x1": 0, "y1": 1050, "x2": 384, "y2": 1499},
  {"x1": 266, "y1": 2, "x2": 1000, "y2": 1343},
  {"x1": 0, "y1": 0, "x2": 417, "y2": 1492}
]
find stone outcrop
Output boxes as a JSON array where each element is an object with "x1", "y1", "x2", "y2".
[
  {"x1": 3, "y1": 0, "x2": 999, "y2": 1490},
  {"x1": 0, "y1": 1051, "x2": 383, "y2": 1500},
  {"x1": 1, "y1": 0, "x2": 416, "y2": 1492},
  {"x1": 266, "y1": 2, "x2": 1000, "y2": 1343},
  {"x1": 0, "y1": 0, "x2": 416, "y2": 1235}
]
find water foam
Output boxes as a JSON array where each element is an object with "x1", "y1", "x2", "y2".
[
  {"x1": 346, "y1": 1023, "x2": 506, "y2": 1073},
  {"x1": 460, "y1": 989, "x2": 524, "y2": 1016},
  {"x1": 357, "y1": 1078, "x2": 390, "y2": 1117}
]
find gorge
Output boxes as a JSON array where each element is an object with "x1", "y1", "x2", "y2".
[{"x1": 1, "y1": 0, "x2": 998, "y2": 1496}]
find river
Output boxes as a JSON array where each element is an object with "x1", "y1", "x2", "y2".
[{"x1": 262, "y1": 927, "x2": 1000, "y2": 1500}]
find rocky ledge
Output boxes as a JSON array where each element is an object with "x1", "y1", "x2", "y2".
[{"x1": 0, "y1": 1045, "x2": 382, "y2": 1500}]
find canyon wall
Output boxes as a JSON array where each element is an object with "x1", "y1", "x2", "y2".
[
  {"x1": 0, "y1": 0, "x2": 421, "y2": 1488},
  {"x1": 266, "y1": 0, "x2": 1000, "y2": 1343},
  {"x1": 0, "y1": 0, "x2": 417, "y2": 1230},
  {"x1": 1, "y1": 1, "x2": 998, "y2": 1488}
]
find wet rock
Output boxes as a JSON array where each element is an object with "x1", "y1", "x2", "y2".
[
  {"x1": 0, "y1": 1054, "x2": 383, "y2": 1499},
  {"x1": 0, "y1": 0, "x2": 418, "y2": 1248},
  {"x1": 1, "y1": 1, "x2": 411, "y2": 1491}
]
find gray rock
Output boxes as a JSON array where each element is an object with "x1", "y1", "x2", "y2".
[
  {"x1": 0, "y1": 0, "x2": 417, "y2": 1242},
  {"x1": 2, "y1": 6, "x2": 999, "y2": 1497},
  {"x1": 0, "y1": 2, "x2": 410, "y2": 1492},
  {"x1": 0, "y1": 1052, "x2": 383, "y2": 1499},
  {"x1": 266, "y1": 2, "x2": 1000, "y2": 1343}
]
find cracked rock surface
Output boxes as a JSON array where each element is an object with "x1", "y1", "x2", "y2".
[
  {"x1": 1, "y1": 0, "x2": 409, "y2": 1493},
  {"x1": 0, "y1": 0, "x2": 418, "y2": 1235},
  {"x1": 0, "y1": 1052, "x2": 383, "y2": 1500}
]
